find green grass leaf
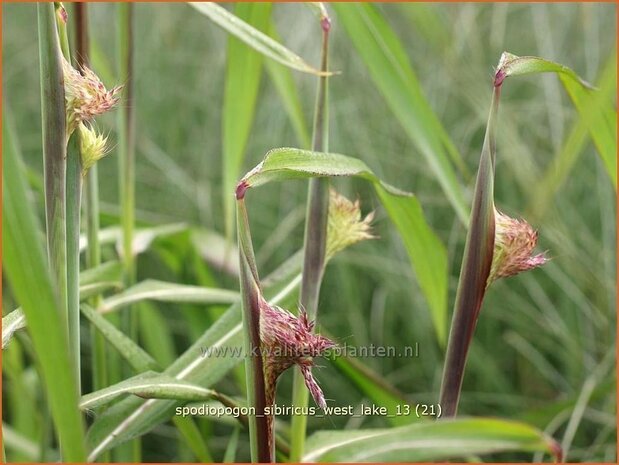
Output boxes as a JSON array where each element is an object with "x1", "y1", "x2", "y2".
[
  {"x1": 1, "y1": 309, "x2": 27, "y2": 350},
  {"x1": 3, "y1": 108, "x2": 86, "y2": 461},
  {"x1": 264, "y1": 22, "x2": 311, "y2": 149},
  {"x1": 189, "y1": 2, "x2": 328, "y2": 76},
  {"x1": 498, "y1": 52, "x2": 594, "y2": 88},
  {"x1": 222, "y1": 3, "x2": 272, "y2": 244},
  {"x1": 303, "y1": 417, "x2": 561, "y2": 462},
  {"x1": 240, "y1": 147, "x2": 448, "y2": 343},
  {"x1": 500, "y1": 51, "x2": 616, "y2": 190},
  {"x1": 559, "y1": 55, "x2": 617, "y2": 188},
  {"x1": 80, "y1": 260, "x2": 123, "y2": 286},
  {"x1": 529, "y1": 50, "x2": 617, "y2": 217},
  {"x1": 333, "y1": 3, "x2": 468, "y2": 223},
  {"x1": 81, "y1": 304, "x2": 159, "y2": 373},
  {"x1": 3, "y1": 261, "x2": 123, "y2": 348},
  {"x1": 98, "y1": 280, "x2": 239, "y2": 314},
  {"x1": 80, "y1": 372, "x2": 215, "y2": 411},
  {"x1": 330, "y1": 355, "x2": 414, "y2": 426}
]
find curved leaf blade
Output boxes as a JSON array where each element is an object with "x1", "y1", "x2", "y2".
[
  {"x1": 3, "y1": 261, "x2": 123, "y2": 348},
  {"x1": 303, "y1": 417, "x2": 561, "y2": 462},
  {"x1": 189, "y1": 2, "x2": 328, "y2": 76},
  {"x1": 99, "y1": 280, "x2": 239, "y2": 314},
  {"x1": 222, "y1": 3, "x2": 271, "y2": 243},
  {"x1": 80, "y1": 373, "x2": 215, "y2": 411},
  {"x1": 332, "y1": 3, "x2": 468, "y2": 223},
  {"x1": 3, "y1": 103, "x2": 86, "y2": 460},
  {"x1": 498, "y1": 52, "x2": 594, "y2": 89},
  {"x1": 81, "y1": 304, "x2": 159, "y2": 373}
]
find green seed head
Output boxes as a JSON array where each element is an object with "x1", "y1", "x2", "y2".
[
  {"x1": 326, "y1": 189, "x2": 375, "y2": 261},
  {"x1": 78, "y1": 123, "x2": 109, "y2": 176}
]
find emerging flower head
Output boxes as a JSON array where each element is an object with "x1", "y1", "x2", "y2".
[
  {"x1": 487, "y1": 209, "x2": 548, "y2": 286},
  {"x1": 62, "y1": 58, "x2": 122, "y2": 135},
  {"x1": 78, "y1": 123, "x2": 109, "y2": 176},
  {"x1": 326, "y1": 189, "x2": 375, "y2": 261},
  {"x1": 258, "y1": 297, "x2": 335, "y2": 409}
]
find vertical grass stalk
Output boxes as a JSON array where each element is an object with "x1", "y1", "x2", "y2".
[
  {"x1": 66, "y1": 133, "x2": 83, "y2": 394},
  {"x1": 289, "y1": 7, "x2": 331, "y2": 461},
  {"x1": 117, "y1": 3, "x2": 136, "y2": 337},
  {"x1": 117, "y1": 4, "x2": 140, "y2": 461},
  {"x1": 36, "y1": 5, "x2": 86, "y2": 458},
  {"x1": 55, "y1": 3, "x2": 83, "y2": 395},
  {"x1": 439, "y1": 55, "x2": 563, "y2": 417},
  {"x1": 74, "y1": 1, "x2": 110, "y2": 418},
  {"x1": 236, "y1": 197, "x2": 271, "y2": 462},
  {"x1": 40, "y1": 2, "x2": 68, "y2": 335},
  {"x1": 439, "y1": 80, "x2": 500, "y2": 417}
]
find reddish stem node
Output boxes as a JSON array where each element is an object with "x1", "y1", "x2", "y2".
[
  {"x1": 235, "y1": 180, "x2": 249, "y2": 200},
  {"x1": 494, "y1": 69, "x2": 506, "y2": 88},
  {"x1": 321, "y1": 16, "x2": 331, "y2": 33}
]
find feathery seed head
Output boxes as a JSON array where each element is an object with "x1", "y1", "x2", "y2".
[
  {"x1": 78, "y1": 123, "x2": 109, "y2": 176},
  {"x1": 62, "y1": 58, "x2": 122, "y2": 135},
  {"x1": 326, "y1": 189, "x2": 375, "y2": 261},
  {"x1": 488, "y1": 209, "x2": 548, "y2": 286},
  {"x1": 258, "y1": 297, "x2": 335, "y2": 409}
]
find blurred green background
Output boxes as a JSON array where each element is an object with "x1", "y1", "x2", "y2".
[{"x1": 3, "y1": 2, "x2": 616, "y2": 462}]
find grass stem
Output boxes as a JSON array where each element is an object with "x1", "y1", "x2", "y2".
[
  {"x1": 74, "y1": 3, "x2": 110, "y2": 414},
  {"x1": 66, "y1": 133, "x2": 83, "y2": 394},
  {"x1": 236, "y1": 198, "x2": 271, "y2": 462},
  {"x1": 39, "y1": 0, "x2": 69, "y2": 367},
  {"x1": 289, "y1": 10, "x2": 331, "y2": 462},
  {"x1": 439, "y1": 82, "x2": 502, "y2": 417},
  {"x1": 116, "y1": 4, "x2": 140, "y2": 461},
  {"x1": 55, "y1": 6, "x2": 83, "y2": 396}
]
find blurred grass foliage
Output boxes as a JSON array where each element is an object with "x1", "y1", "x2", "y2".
[{"x1": 2, "y1": 2, "x2": 616, "y2": 462}]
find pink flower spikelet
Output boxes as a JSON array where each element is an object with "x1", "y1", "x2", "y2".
[
  {"x1": 62, "y1": 58, "x2": 122, "y2": 134},
  {"x1": 258, "y1": 297, "x2": 335, "y2": 410},
  {"x1": 488, "y1": 209, "x2": 548, "y2": 285}
]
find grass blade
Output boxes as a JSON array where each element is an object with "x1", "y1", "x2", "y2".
[
  {"x1": 529, "y1": 50, "x2": 617, "y2": 218},
  {"x1": 172, "y1": 416, "x2": 214, "y2": 462},
  {"x1": 3, "y1": 261, "x2": 123, "y2": 348},
  {"x1": 80, "y1": 373, "x2": 215, "y2": 411},
  {"x1": 330, "y1": 355, "x2": 414, "y2": 426},
  {"x1": 264, "y1": 22, "x2": 311, "y2": 148},
  {"x1": 559, "y1": 54, "x2": 617, "y2": 188},
  {"x1": 98, "y1": 280, "x2": 239, "y2": 314},
  {"x1": 2, "y1": 309, "x2": 27, "y2": 350},
  {"x1": 333, "y1": 3, "x2": 468, "y2": 223},
  {"x1": 303, "y1": 417, "x2": 561, "y2": 462},
  {"x1": 222, "y1": 3, "x2": 271, "y2": 243},
  {"x1": 3, "y1": 107, "x2": 86, "y2": 461},
  {"x1": 189, "y1": 2, "x2": 328, "y2": 76},
  {"x1": 499, "y1": 51, "x2": 616, "y2": 188},
  {"x1": 80, "y1": 304, "x2": 159, "y2": 373}
]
